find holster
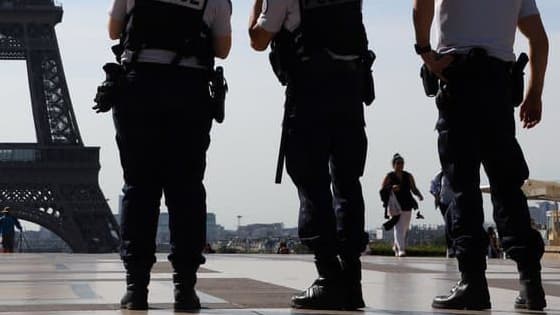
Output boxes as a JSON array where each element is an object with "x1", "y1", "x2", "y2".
[
  {"x1": 269, "y1": 29, "x2": 299, "y2": 87},
  {"x1": 269, "y1": 50, "x2": 290, "y2": 86},
  {"x1": 361, "y1": 50, "x2": 376, "y2": 105},
  {"x1": 209, "y1": 66, "x2": 228, "y2": 123},
  {"x1": 111, "y1": 44, "x2": 125, "y2": 64},
  {"x1": 93, "y1": 62, "x2": 126, "y2": 112},
  {"x1": 420, "y1": 64, "x2": 439, "y2": 97},
  {"x1": 512, "y1": 53, "x2": 529, "y2": 107}
]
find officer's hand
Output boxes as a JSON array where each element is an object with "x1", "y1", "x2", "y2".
[
  {"x1": 392, "y1": 185, "x2": 400, "y2": 192},
  {"x1": 520, "y1": 93, "x2": 542, "y2": 129},
  {"x1": 92, "y1": 83, "x2": 116, "y2": 113},
  {"x1": 422, "y1": 52, "x2": 453, "y2": 82}
]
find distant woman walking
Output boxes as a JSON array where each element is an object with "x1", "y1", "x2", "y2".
[{"x1": 381, "y1": 154, "x2": 424, "y2": 257}]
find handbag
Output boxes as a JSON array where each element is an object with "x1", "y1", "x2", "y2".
[{"x1": 387, "y1": 191, "x2": 402, "y2": 217}]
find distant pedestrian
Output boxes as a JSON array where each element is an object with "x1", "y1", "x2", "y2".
[
  {"x1": 203, "y1": 243, "x2": 216, "y2": 254},
  {"x1": 381, "y1": 154, "x2": 424, "y2": 257},
  {"x1": 430, "y1": 171, "x2": 454, "y2": 257},
  {"x1": 277, "y1": 241, "x2": 290, "y2": 254},
  {"x1": 0, "y1": 207, "x2": 22, "y2": 253}
]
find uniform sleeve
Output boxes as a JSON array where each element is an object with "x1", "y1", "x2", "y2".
[
  {"x1": 519, "y1": 0, "x2": 539, "y2": 19},
  {"x1": 108, "y1": 0, "x2": 127, "y2": 21},
  {"x1": 256, "y1": 0, "x2": 289, "y2": 33},
  {"x1": 210, "y1": 0, "x2": 232, "y2": 37}
]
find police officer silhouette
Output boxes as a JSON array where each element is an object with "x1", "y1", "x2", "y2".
[
  {"x1": 413, "y1": 0, "x2": 549, "y2": 311},
  {"x1": 106, "y1": 0, "x2": 231, "y2": 310},
  {"x1": 250, "y1": 0, "x2": 373, "y2": 310}
]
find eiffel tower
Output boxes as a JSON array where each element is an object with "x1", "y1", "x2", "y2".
[{"x1": 0, "y1": 0, "x2": 120, "y2": 252}]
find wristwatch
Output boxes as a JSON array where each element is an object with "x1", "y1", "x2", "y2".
[{"x1": 414, "y1": 44, "x2": 432, "y2": 55}]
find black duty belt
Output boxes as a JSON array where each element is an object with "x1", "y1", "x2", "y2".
[
  {"x1": 450, "y1": 48, "x2": 513, "y2": 72},
  {"x1": 300, "y1": 52, "x2": 361, "y2": 72}
]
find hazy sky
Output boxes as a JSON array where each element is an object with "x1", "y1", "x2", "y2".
[{"x1": 1, "y1": 1, "x2": 559, "y2": 231}]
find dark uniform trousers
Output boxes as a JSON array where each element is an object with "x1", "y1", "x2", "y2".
[
  {"x1": 2, "y1": 233, "x2": 15, "y2": 253},
  {"x1": 114, "y1": 63, "x2": 212, "y2": 273},
  {"x1": 436, "y1": 53, "x2": 544, "y2": 274},
  {"x1": 285, "y1": 57, "x2": 368, "y2": 259}
]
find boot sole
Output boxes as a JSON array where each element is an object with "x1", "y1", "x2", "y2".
[
  {"x1": 174, "y1": 303, "x2": 201, "y2": 311},
  {"x1": 432, "y1": 301, "x2": 491, "y2": 310},
  {"x1": 344, "y1": 305, "x2": 366, "y2": 311},
  {"x1": 291, "y1": 302, "x2": 346, "y2": 310},
  {"x1": 515, "y1": 302, "x2": 546, "y2": 311},
  {"x1": 120, "y1": 303, "x2": 148, "y2": 310},
  {"x1": 291, "y1": 300, "x2": 364, "y2": 311}
]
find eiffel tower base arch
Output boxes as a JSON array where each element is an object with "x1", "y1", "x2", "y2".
[{"x1": 0, "y1": 1, "x2": 120, "y2": 253}]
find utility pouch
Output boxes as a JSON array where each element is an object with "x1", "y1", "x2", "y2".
[
  {"x1": 420, "y1": 64, "x2": 439, "y2": 97},
  {"x1": 512, "y1": 53, "x2": 529, "y2": 107},
  {"x1": 209, "y1": 66, "x2": 228, "y2": 123},
  {"x1": 361, "y1": 50, "x2": 376, "y2": 106}
]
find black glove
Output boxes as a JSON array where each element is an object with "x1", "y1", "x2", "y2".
[{"x1": 93, "y1": 63, "x2": 125, "y2": 113}]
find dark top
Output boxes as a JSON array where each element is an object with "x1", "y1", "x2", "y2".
[
  {"x1": 0, "y1": 214, "x2": 22, "y2": 236},
  {"x1": 383, "y1": 171, "x2": 419, "y2": 211}
]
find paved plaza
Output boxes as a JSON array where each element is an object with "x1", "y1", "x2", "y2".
[{"x1": 0, "y1": 253, "x2": 560, "y2": 314}]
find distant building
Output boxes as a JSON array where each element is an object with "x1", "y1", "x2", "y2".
[
  {"x1": 155, "y1": 212, "x2": 226, "y2": 249},
  {"x1": 529, "y1": 202, "x2": 555, "y2": 228},
  {"x1": 207, "y1": 213, "x2": 226, "y2": 242},
  {"x1": 282, "y1": 227, "x2": 298, "y2": 238},
  {"x1": 116, "y1": 195, "x2": 225, "y2": 249},
  {"x1": 237, "y1": 223, "x2": 285, "y2": 239},
  {"x1": 156, "y1": 213, "x2": 170, "y2": 249}
]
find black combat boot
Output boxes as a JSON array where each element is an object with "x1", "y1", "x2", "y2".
[
  {"x1": 173, "y1": 271, "x2": 201, "y2": 311},
  {"x1": 291, "y1": 257, "x2": 345, "y2": 310},
  {"x1": 340, "y1": 256, "x2": 365, "y2": 310},
  {"x1": 510, "y1": 230, "x2": 546, "y2": 311},
  {"x1": 120, "y1": 270, "x2": 150, "y2": 310},
  {"x1": 515, "y1": 270, "x2": 546, "y2": 311},
  {"x1": 432, "y1": 272, "x2": 491, "y2": 310}
]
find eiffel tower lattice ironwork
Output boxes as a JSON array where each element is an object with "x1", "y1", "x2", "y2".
[{"x1": 0, "y1": 0, "x2": 120, "y2": 252}]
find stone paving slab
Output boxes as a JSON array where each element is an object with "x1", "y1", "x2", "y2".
[{"x1": 1, "y1": 254, "x2": 560, "y2": 314}]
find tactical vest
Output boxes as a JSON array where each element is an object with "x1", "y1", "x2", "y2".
[
  {"x1": 299, "y1": 0, "x2": 368, "y2": 57},
  {"x1": 270, "y1": 0, "x2": 368, "y2": 84},
  {"x1": 121, "y1": 0, "x2": 213, "y2": 66}
]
